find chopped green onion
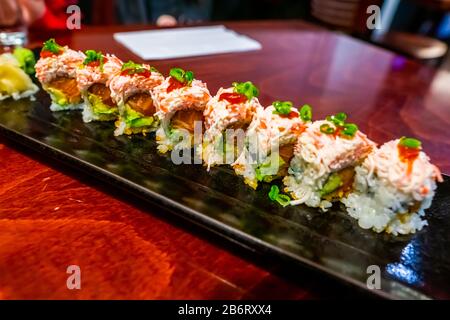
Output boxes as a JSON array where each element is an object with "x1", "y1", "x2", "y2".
[
  {"x1": 170, "y1": 67, "x2": 185, "y2": 82},
  {"x1": 327, "y1": 112, "x2": 347, "y2": 127},
  {"x1": 150, "y1": 66, "x2": 160, "y2": 73},
  {"x1": 121, "y1": 60, "x2": 149, "y2": 75},
  {"x1": 320, "y1": 123, "x2": 335, "y2": 134},
  {"x1": 42, "y1": 38, "x2": 62, "y2": 54},
  {"x1": 300, "y1": 104, "x2": 312, "y2": 122},
  {"x1": 170, "y1": 67, "x2": 194, "y2": 86},
  {"x1": 122, "y1": 61, "x2": 141, "y2": 70},
  {"x1": 335, "y1": 112, "x2": 347, "y2": 122},
  {"x1": 184, "y1": 71, "x2": 194, "y2": 85},
  {"x1": 268, "y1": 185, "x2": 280, "y2": 200},
  {"x1": 272, "y1": 101, "x2": 293, "y2": 115},
  {"x1": 268, "y1": 185, "x2": 291, "y2": 207},
  {"x1": 83, "y1": 50, "x2": 104, "y2": 68},
  {"x1": 276, "y1": 194, "x2": 291, "y2": 207},
  {"x1": 232, "y1": 81, "x2": 259, "y2": 101},
  {"x1": 341, "y1": 123, "x2": 358, "y2": 137},
  {"x1": 399, "y1": 137, "x2": 422, "y2": 149},
  {"x1": 323, "y1": 112, "x2": 359, "y2": 138}
]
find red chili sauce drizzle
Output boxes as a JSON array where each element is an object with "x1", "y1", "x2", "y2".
[
  {"x1": 87, "y1": 57, "x2": 108, "y2": 68},
  {"x1": 219, "y1": 92, "x2": 247, "y2": 104},
  {"x1": 281, "y1": 110, "x2": 299, "y2": 119},
  {"x1": 398, "y1": 144, "x2": 420, "y2": 175},
  {"x1": 120, "y1": 68, "x2": 151, "y2": 78},
  {"x1": 333, "y1": 126, "x2": 345, "y2": 138},
  {"x1": 40, "y1": 49, "x2": 63, "y2": 58},
  {"x1": 167, "y1": 77, "x2": 185, "y2": 93}
]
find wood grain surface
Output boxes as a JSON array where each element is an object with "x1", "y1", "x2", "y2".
[{"x1": 0, "y1": 20, "x2": 448, "y2": 299}]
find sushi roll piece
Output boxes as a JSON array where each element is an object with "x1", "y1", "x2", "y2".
[
  {"x1": 0, "y1": 48, "x2": 38, "y2": 101},
  {"x1": 35, "y1": 39, "x2": 85, "y2": 111},
  {"x1": 342, "y1": 137, "x2": 443, "y2": 235},
  {"x1": 232, "y1": 102, "x2": 311, "y2": 189},
  {"x1": 153, "y1": 67, "x2": 211, "y2": 153},
  {"x1": 76, "y1": 50, "x2": 122, "y2": 122},
  {"x1": 109, "y1": 61, "x2": 164, "y2": 136},
  {"x1": 283, "y1": 113, "x2": 375, "y2": 211},
  {"x1": 202, "y1": 81, "x2": 262, "y2": 169}
]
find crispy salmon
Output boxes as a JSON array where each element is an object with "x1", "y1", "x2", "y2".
[
  {"x1": 48, "y1": 77, "x2": 82, "y2": 104},
  {"x1": 126, "y1": 93, "x2": 155, "y2": 116},
  {"x1": 171, "y1": 110, "x2": 204, "y2": 134},
  {"x1": 278, "y1": 144, "x2": 295, "y2": 177},
  {"x1": 88, "y1": 83, "x2": 115, "y2": 107}
]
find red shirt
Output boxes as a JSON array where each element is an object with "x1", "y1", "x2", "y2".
[{"x1": 30, "y1": 0, "x2": 79, "y2": 31}]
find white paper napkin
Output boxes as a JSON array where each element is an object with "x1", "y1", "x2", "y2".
[{"x1": 113, "y1": 25, "x2": 262, "y2": 60}]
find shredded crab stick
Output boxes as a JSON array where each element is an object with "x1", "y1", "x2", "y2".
[
  {"x1": 232, "y1": 102, "x2": 311, "y2": 189},
  {"x1": 109, "y1": 61, "x2": 164, "y2": 136},
  {"x1": 35, "y1": 39, "x2": 85, "y2": 111},
  {"x1": 342, "y1": 137, "x2": 443, "y2": 235},
  {"x1": 202, "y1": 82, "x2": 262, "y2": 170},
  {"x1": 153, "y1": 67, "x2": 211, "y2": 154},
  {"x1": 282, "y1": 113, "x2": 376, "y2": 211},
  {"x1": 76, "y1": 50, "x2": 123, "y2": 122}
]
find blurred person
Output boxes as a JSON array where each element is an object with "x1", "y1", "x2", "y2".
[
  {"x1": 115, "y1": 0, "x2": 149, "y2": 25},
  {"x1": 0, "y1": 0, "x2": 44, "y2": 26},
  {"x1": 0, "y1": 0, "x2": 79, "y2": 31},
  {"x1": 114, "y1": 0, "x2": 306, "y2": 27},
  {"x1": 150, "y1": 0, "x2": 213, "y2": 26},
  {"x1": 116, "y1": 0, "x2": 234, "y2": 26}
]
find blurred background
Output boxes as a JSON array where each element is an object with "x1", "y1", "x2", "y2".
[{"x1": 2, "y1": 0, "x2": 450, "y2": 65}]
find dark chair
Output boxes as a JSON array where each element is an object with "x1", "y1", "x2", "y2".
[
  {"x1": 310, "y1": 0, "x2": 449, "y2": 61},
  {"x1": 311, "y1": 0, "x2": 381, "y2": 35},
  {"x1": 86, "y1": 0, "x2": 150, "y2": 25},
  {"x1": 376, "y1": 0, "x2": 449, "y2": 60}
]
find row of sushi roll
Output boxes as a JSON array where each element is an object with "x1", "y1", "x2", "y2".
[{"x1": 5, "y1": 38, "x2": 443, "y2": 236}]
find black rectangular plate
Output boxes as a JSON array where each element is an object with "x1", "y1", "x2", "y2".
[{"x1": 1, "y1": 90, "x2": 450, "y2": 300}]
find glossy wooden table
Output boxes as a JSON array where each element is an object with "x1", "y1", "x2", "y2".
[{"x1": 1, "y1": 21, "x2": 449, "y2": 299}]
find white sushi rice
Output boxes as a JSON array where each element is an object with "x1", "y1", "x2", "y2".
[
  {"x1": 50, "y1": 101, "x2": 84, "y2": 112},
  {"x1": 283, "y1": 120, "x2": 375, "y2": 211},
  {"x1": 284, "y1": 157, "x2": 334, "y2": 210},
  {"x1": 81, "y1": 99, "x2": 100, "y2": 122},
  {"x1": 113, "y1": 110, "x2": 128, "y2": 136},
  {"x1": 342, "y1": 139, "x2": 442, "y2": 235}
]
